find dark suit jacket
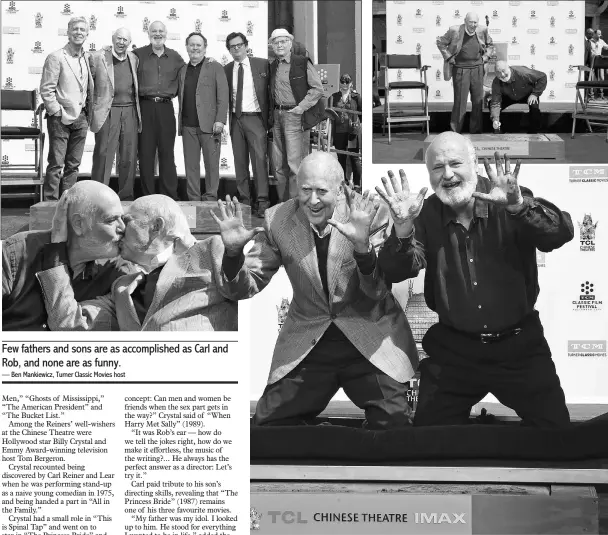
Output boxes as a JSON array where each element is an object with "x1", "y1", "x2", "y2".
[
  {"x1": 585, "y1": 38, "x2": 592, "y2": 67},
  {"x1": 177, "y1": 58, "x2": 229, "y2": 134},
  {"x1": 224, "y1": 57, "x2": 270, "y2": 131}
]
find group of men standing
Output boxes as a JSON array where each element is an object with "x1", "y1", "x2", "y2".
[
  {"x1": 436, "y1": 11, "x2": 547, "y2": 135},
  {"x1": 39, "y1": 18, "x2": 324, "y2": 217}
]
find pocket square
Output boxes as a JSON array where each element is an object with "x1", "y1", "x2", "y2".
[{"x1": 260, "y1": 72, "x2": 267, "y2": 78}]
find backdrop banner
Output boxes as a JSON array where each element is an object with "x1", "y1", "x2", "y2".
[
  {"x1": 385, "y1": 0, "x2": 584, "y2": 105},
  {"x1": 1, "y1": 0, "x2": 269, "y2": 178}
]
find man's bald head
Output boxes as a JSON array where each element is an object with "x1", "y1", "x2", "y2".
[
  {"x1": 297, "y1": 151, "x2": 344, "y2": 189},
  {"x1": 425, "y1": 131, "x2": 477, "y2": 170},
  {"x1": 121, "y1": 195, "x2": 192, "y2": 266},
  {"x1": 495, "y1": 60, "x2": 511, "y2": 82},
  {"x1": 464, "y1": 12, "x2": 479, "y2": 34},
  {"x1": 297, "y1": 152, "x2": 344, "y2": 231},
  {"x1": 52, "y1": 181, "x2": 125, "y2": 260}
]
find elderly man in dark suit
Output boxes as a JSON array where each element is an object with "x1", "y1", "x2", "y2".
[
  {"x1": 89, "y1": 27, "x2": 141, "y2": 200},
  {"x1": 212, "y1": 151, "x2": 419, "y2": 429},
  {"x1": 436, "y1": 12, "x2": 492, "y2": 134},
  {"x1": 177, "y1": 32, "x2": 229, "y2": 202},
  {"x1": 224, "y1": 32, "x2": 271, "y2": 217}
]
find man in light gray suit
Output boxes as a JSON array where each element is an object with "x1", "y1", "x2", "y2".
[
  {"x1": 89, "y1": 28, "x2": 141, "y2": 200},
  {"x1": 178, "y1": 32, "x2": 229, "y2": 201},
  {"x1": 40, "y1": 16, "x2": 94, "y2": 200},
  {"x1": 213, "y1": 152, "x2": 419, "y2": 429},
  {"x1": 436, "y1": 12, "x2": 492, "y2": 134},
  {"x1": 36, "y1": 195, "x2": 237, "y2": 331}
]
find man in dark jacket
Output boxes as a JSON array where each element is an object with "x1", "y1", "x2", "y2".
[
  {"x1": 268, "y1": 28, "x2": 324, "y2": 202},
  {"x1": 490, "y1": 61, "x2": 547, "y2": 134}
]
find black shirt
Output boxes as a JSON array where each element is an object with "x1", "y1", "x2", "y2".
[
  {"x1": 378, "y1": 176, "x2": 574, "y2": 334},
  {"x1": 133, "y1": 44, "x2": 184, "y2": 98},
  {"x1": 182, "y1": 59, "x2": 204, "y2": 128}
]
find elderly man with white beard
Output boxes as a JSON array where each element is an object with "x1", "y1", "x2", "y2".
[
  {"x1": 35, "y1": 195, "x2": 237, "y2": 331},
  {"x1": 2, "y1": 181, "x2": 130, "y2": 330},
  {"x1": 377, "y1": 131, "x2": 574, "y2": 428}
]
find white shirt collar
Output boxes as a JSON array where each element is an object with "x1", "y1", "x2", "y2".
[{"x1": 112, "y1": 48, "x2": 128, "y2": 61}]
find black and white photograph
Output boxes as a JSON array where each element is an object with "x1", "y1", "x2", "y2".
[{"x1": 372, "y1": 0, "x2": 608, "y2": 164}]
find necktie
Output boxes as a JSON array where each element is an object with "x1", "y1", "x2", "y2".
[{"x1": 235, "y1": 62, "x2": 244, "y2": 117}]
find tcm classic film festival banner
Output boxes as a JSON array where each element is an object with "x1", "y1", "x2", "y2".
[
  {"x1": 1, "y1": 0, "x2": 269, "y2": 178},
  {"x1": 385, "y1": 0, "x2": 585, "y2": 105}
]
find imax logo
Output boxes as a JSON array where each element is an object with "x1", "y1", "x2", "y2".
[{"x1": 568, "y1": 341, "x2": 606, "y2": 352}]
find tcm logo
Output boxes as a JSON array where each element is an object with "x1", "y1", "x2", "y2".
[
  {"x1": 569, "y1": 166, "x2": 608, "y2": 178},
  {"x1": 35, "y1": 12, "x2": 42, "y2": 28},
  {"x1": 549, "y1": 70, "x2": 555, "y2": 81},
  {"x1": 568, "y1": 44, "x2": 574, "y2": 55},
  {"x1": 267, "y1": 511, "x2": 307, "y2": 524},
  {"x1": 89, "y1": 43, "x2": 97, "y2": 53},
  {"x1": 492, "y1": 9, "x2": 499, "y2": 19},
  {"x1": 247, "y1": 21, "x2": 254, "y2": 35},
  {"x1": 89, "y1": 15, "x2": 97, "y2": 30},
  {"x1": 512, "y1": 16, "x2": 518, "y2": 27},
  {"x1": 415, "y1": 9, "x2": 423, "y2": 17},
  {"x1": 115, "y1": 6, "x2": 126, "y2": 18},
  {"x1": 61, "y1": 3, "x2": 73, "y2": 15},
  {"x1": 31, "y1": 41, "x2": 43, "y2": 53},
  {"x1": 6, "y1": 48, "x2": 14, "y2": 64},
  {"x1": 1, "y1": 155, "x2": 9, "y2": 166},
  {"x1": 435, "y1": 89, "x2": 443, "y2": 99},
  {"x1": 396, "y1": 35, "x2": 403, "y2": 45},
  {"x1": 436, "y1": 69, "x2": 442, "y2": 81},
  {"x1": 396, "y1": 89, "x2": 404, "y2": 99},
  {"x1": 573, "y1": 281, "x2": 603, "y2": 311},
  {"x1": 453, "y1": 9, "x2": 461, "y2": 18},
  {"x1": 142, "y1": 17, "x2": 150, "y2": 32},
  {"x1": 568, "y1": 10, "x2": 576, "y2": 19},
  {"x1": 220, "y1": 158, "x2": 230, "y2": 170},
  {"x1": 6, "y1": 1, "x2": 18, "y2": 13},
  {"x1": 511, "y1": 36, "x2": 519, "y2": 45},
  {"x1": 436, "y1": 15, "x2": 442, "y2": 26},
  {"x1": 568, "y1": 341, "x2": 606, "y2": 352},
  {"x1": 530, "y1": 44, "x2": 536, "y2": 55},
  {"x1": 529, "y1": 9, "x2": 538, "y2": 19},
  {"x1": 578, "y1": 213, "x2": 598, "y2": 251},
  {"x1": 219, "y1": 9, "x2": 230, "y2": 21},
  {"x1": 195, "y1": 19, "x2": 202, "y2": 33},
  {"x1": 416, "y1": 43, "x2": 422, "y2": 54},
  {"x1": 549, "y1": 36, "x2": 556, "y2": 45},
  {"x1": 247, "y1": 47, "x2": 254, "y2": 57},
  {"x1": 397, "y1": 69, "x2": 403, "y2": 81},
  {"x1": 536, "y1": 250, "x2": 545, "y2": 267},
  {"x1": 550, "y1": 16, "x2": 555, "y2": 28},
  {"x1": 3, "y1": 77, "x2": 15, "y2": 90},
  {"x1": 397, "y1": 14, "x2": 403, "y2": 26},
  {"x1": 167, "y1": 8, "x2": 178, "y2": 20}
]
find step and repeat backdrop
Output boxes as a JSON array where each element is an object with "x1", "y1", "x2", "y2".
[
  {"x1": 385, "y1": 0, "x2": 585, "y2": 105},
  {"x1": 1, "y1": 0, "x2": 268, "y2": 177},
  {"x1": 246, "y1": 164, "x2": 608, "y2": 406}
]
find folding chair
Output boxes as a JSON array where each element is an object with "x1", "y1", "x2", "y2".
[
  {"x1": 1, "y1": 89, "x2": 46, "y2": 200},
  {"x1": 571, "y1": 55, "x2": 608, "y2": 142},
  {"x1": 384, "y1": 54, "x2": 430, "y2": 144},
  {"x1": 320, "y1": 107, "x2": 362, "y2": 188}
]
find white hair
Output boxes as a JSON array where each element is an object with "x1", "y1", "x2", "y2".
[
  {"x1": 112, "y1": 27, "x2": 132, "y2": 40},
  {"x1": 424, "y1": 132, "x2": 477, "y2": 168},
  {"x1": 130, "y1": 195, "x2": 189, "y2": 239},
  {"x1": 148, "y1": 20, "x2": 167, "y2": 34},
  {"x1": 296, "y1": 152, "x2": 344, "y2": 188}
]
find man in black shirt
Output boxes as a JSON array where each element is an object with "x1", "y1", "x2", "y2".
[
  {"x1": 490, "y1": 61, "x2": 547, "y2": 134},
  {"x1": 133, "y1": 21, "x2": 185, "y2": 200},
  {"x1": 377, "y1": 131, "x2": 573, "y2": 428},
  {"x1": 177, "y1": 32, "x2": 228, "y2": 201}
]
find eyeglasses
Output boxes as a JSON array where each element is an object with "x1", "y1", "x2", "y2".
[
  {"x1": 272, "y1": 39, "x2": 290, "y2": 47},
  {"x1": 229, "y1": 42, "x2": 246, "y2": 51}
]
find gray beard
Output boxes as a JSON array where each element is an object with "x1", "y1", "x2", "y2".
[{"x1": 434, "y1": 177, "x2": 478, "y2": 208}]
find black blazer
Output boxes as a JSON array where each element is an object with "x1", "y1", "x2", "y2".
[{"x1": 224, "y1": 57, "x2": 270, "y2": 131}]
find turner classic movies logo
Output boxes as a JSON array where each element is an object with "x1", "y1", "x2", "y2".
[
  {"x1": 115, "y1": 6, "x2": 126, "y2": 18},
  {"x1": 436, "y1": 15, "x2": 442, "y2": 26},
  {"x1": 568, "y1": 340, "x2": 606, "y2": 358},
  {"x1": 512, "y1": 16, "x2": 518, "y2": 27},
  {"x1": 35, "y1": 12, "x2": 42, "y2": 28},
  {"x1": 397, "y1": 14, "x2": 403, "y2": 25},
  {"x1": 578, "y1": 214, "x2": 598, "y2": 251},
  {"x1": 6, "y1": 1, "x2": 17, "y2": 13},
  {"x1": 573, "y1": 281, "x2": 603, "y2": 311},
  {"x1": 247, "y1": 21, "x2": 254, "y2": 35}
]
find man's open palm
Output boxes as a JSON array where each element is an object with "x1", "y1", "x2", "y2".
[
  {"x1": 328, "y1": 185, "x2": 379, "y2": 252},
  {"x1": 210, "y1": 196, "x2": 264, "y2": 256},
  {"x1": 473, "y1": 152, "x2": 523, "y2": 208}
]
